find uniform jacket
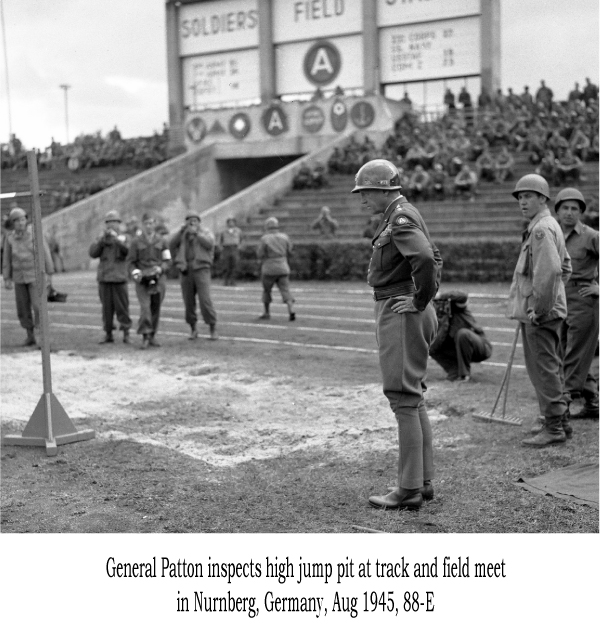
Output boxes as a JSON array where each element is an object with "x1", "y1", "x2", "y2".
[
  {"x1": 368, "y1": 195, "x2": 442, "y2": 311},
  {"x1": 2, "y1": 226, "x2": 54, "y2": 284},
  {"x1": 258, "y1": 230, "x2": 292, "y2": 276},
  {"x1": 507, "y1": 208, "x2": 571, "y2": 323},
  {"x1": 430, "y1": 308, "x2": 488, "y2": 355},
  {"x1": 220, "y1": 226, "x2": 242, "y2": 247},
  {"x1": 127, "y1": 232, "x2": 171, "y2": 277},
  {"x1": 89, "y1": 232, "x2": 129, "y2": 283},
  {"x1": 367, "y1": 196, "x2": 442, "y2": 311},
  {"x1": 564, "y1": 221, "x2": 598, "y2": 282},
  {"x1": 170, "y1": 226, "x2": 214, "y2": 272}
]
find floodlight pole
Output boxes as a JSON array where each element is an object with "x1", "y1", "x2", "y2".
[{"x1": 59, "y1": 84, "x2": 71, "y2": 143}]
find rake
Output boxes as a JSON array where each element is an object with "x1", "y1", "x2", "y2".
[{"x1": 472, "y1": 324, "x2": 523, "y2": 426}]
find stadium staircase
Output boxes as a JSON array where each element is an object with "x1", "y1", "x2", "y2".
[
  {"x1": 1, "y1": 164, "x2": 145, "y2": 217},
  {"x1": 239, "y1": 154, "x2": 599, "y2": 243}
]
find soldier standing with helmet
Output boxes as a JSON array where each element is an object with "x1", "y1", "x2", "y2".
[
  {"x1": 89, "y1": 209, "x2": 132, "y2": 344},
  {"x1": 352, "y1": 159, "x2": 442, "y2": 511},
  {"x1": 507, "y1": 175, "x2": 572, "y2": 446},
  {"x1": 2, "y1": 207, "x2": 54, "y2": 347},
  {"x1": 555, "y1": 188, "x2": 599, "y2": 420},
  {"x1": 127, "y1": 212, "x2": 172, "y2": 349},
  {"x1": 169, "y1": 211, "x2": 218, "y2": 341}
]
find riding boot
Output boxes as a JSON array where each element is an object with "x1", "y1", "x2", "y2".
[
  {"x1": 522, "y1": 415, "x2": 566, "y2": 447},
  {"x1": 561, "y1": 409, "x2": 573, "y2": 439}
]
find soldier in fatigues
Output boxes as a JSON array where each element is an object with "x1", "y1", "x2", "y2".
[
  {"x1": 555, "y1": 188, "x2": 599, "y2": 420},
  {"x1": 352, "y1": 159, "x2": 442, "y2": 511},
  {"x1": 506, "y1": 175, "x2": 572, "y2": 446}
]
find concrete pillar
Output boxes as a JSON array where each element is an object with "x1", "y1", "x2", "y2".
[
  {"x1": 480, "y1": 0, "x2": 501, "y2": 94},
  {"x1": 165, "y1": 1, "x2": 186, "y2": 155},
  {"x1": 258, "y1": 0, "x2": 276, "y2": 102},
  {"x1": 362, "y1": 0, "x2": 379, "y2": 95}
]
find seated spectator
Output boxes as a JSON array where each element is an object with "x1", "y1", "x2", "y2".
[
  {"x1": 536, "y1": 149, "x2": 557, "y2": 183},
  {"x1": 448, "y1": 155, "x2": 464, "y2": 177},
  {"x1": 590, "y1": 131, "x2": 599, "y2": 161},
  {"x1": 547, "y1": 129, "x2": 569, "y2": 158},
  {"x1": 582, "y1": 195, "x2": 599, "y2": 230},
  {"x1": 311, "y1": 206, "x2": 339, "y2": 239},
  {"x1": 475, "y1": 148, "x2": 496, "y2": 182},
  {"x1": 493, "y1": 146, "x2": 515, "y2": 183},
  {"x1": 469, "y1": 131, "x2": 489, "y2": 161},
  {"x1": 491, "y1": 119, "x2": 510, "y2": 146},
  {"x1": 423, "y1": 138, "x2": 440, "y2": 168},
  {"x1": 429, "y1": 163, "x2": 448, "y2": 200},
  {"x1": 293, "y1": 163, "x2": 328, "y2": 189},
  {"x1": 429, "y1": 291, "x2": 493, "y2": 382},
  {"x1": 554, "y1": 149, "x2": 583, "y2": 185},
  {"x1": 453, "y1": 164, "x2": 478, "y2": 201},
  {"x1": 407, "y1": 165, "x2": 431, "y2": 202},
  {"x1": 404, "y1": 143, "x2": 428, "y2": 169},
  {"x1": 569, "y1": 126, "x2": 591, "y2": 161}
]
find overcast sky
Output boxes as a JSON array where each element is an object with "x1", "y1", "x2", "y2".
[{"x1": 1, "y1": 0, "x2": 598, "y2": 149}]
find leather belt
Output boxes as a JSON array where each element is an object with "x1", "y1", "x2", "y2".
[{"x1": 372, "y1": 281, "x2": 415, "y2": 301}]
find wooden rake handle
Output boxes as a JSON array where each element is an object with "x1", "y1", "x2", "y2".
[{"x1": 490, "y1": 324, "x2": 521, "y2": 418}]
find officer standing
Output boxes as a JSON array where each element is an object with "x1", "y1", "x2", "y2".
[
  {"x1": 2, "y1": 207, "x2": 54, "y2": 347},
  {"x1": 170, "y1": 211, "x2": 218, "y2": 340},
  {"x1": 352, "y1": 159, "x2": 442, "y2": 511},
  {"x1": 506, "y1": 175, "x2": 572, "y2": 446},
  {"x1": 89, "y1": 209, "x2": 132, "y2": 344},
  {"x1": 555, "y1": 188, "x2": 599, "y2": 420},
  {"x1": 219, "y1": 217, "x2": 242, "y2": 286},
  {"x1": 127, "y1": 212, "x2": 172, "y2": 349},
  {"x1": 429, "y1": 290, "x2": 492, "y2": 382}
]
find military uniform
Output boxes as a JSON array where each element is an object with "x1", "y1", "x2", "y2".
[
  {"x1": 507, "y1": 209, "x2": 572, "y2": 426},
  {"x1": 219, "y1": 224, "x2": 242, "y2": 286},
  {"x1": 368, "y1": 196, "x2": 441, "y2": 493},
  {"x1": 561, "y1": 220, "x2": 599, "y2": 414}
]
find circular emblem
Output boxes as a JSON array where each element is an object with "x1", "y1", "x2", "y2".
[
  {"x1": 303, "y1": 40, "x2": 341, "y2": 87},
  {"x1": 330, "y1": 99, "x2": 348, "y2": 132},
  {"x1": 186, "y1": 116, "x2": 207, "y2": 144},
  {"x1": 350, "y1": 101, "x2": 376, "y2": 129},
  {"x1": 229, "y1": 113, "x2": 251, "y2": 139},
  {"x1": 301, "y1": 105, "x2": 325, "y2": 133},
  {"x1": 67, "y1": 156, "x2": 80, "y2": 171},
  {"x1": 396, "y1": 217, "x2": 408, "y2": 226},
  {"x1": 262, "y1": 105, "x2": 289, "y2": 136}
]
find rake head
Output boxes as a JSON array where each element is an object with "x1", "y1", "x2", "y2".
[{"x1": 472, "y1": 411, "x2": 523, "y2": 426}]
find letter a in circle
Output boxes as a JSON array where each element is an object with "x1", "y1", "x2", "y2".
[
  {"x1": 311, "y1": 49, "x2": 334, "y2": 77},
  {"x1": 303, "y1": 40, "x2": 341, "y2": 87},
  {"x1": 262, "y1": 105, "x2": 289, "y2": 136}
]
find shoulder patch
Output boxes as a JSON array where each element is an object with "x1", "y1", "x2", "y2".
[
  {"x1": 534, "y1": 229, "x2": 545, "y2": 240},
  {"x1": 396, "y1": 216, "x2": 408, "y2": 226}
]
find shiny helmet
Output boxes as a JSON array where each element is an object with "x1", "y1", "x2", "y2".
[
  {"x1": 264, "y1": 216, "x2": 279, "y2": 230},
  {"x1": 104, "y1": 209, "x2": 122, "y2": 223},
  {"x1": 351, "y1": 159, "x2": 403, "y2": 193},
  {"x1": 512, "y1": 174, "x2": 550, "y2": 199},
  {"x1": 8, "y1": 207, "x2": 27, "y2": 222},
  {"x1": 554, "y1": 187, "x2": 586, "y2": 213}
]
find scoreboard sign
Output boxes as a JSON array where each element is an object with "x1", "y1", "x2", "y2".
[
  {"x1": 377, "y1": 0, "x2": 480, "y2": 27},
  {"x1": 179, "y1": 0, "x2": 259, "y2": 56},
  {"x1": 182, "y1": 49, "x2": 260, "y2": 107},
  {"x1": 379, "y1": 16, "x2": 481, "y2": 83}
]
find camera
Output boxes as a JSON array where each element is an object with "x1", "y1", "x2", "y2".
[{"x1": 140, "y1": 273, "x2": 160, "y2": 293}]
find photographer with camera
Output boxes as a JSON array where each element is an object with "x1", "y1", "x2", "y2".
[
  {"x1": 89, "y1": 209, "x2": 132, "y2": 344},
  {"x1": 126, "y1": 212, "x2": 172, "y2": 349},
  {"x1": 169, "y1": 211, "x2": 218, "y2": 340},
  {"x1": 429, "y1": 290, "x2": 492, "y2": 382}
]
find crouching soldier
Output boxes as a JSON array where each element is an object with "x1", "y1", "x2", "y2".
[
  {"x1": 169, "y1": 211, "x2": 218, "y2": 340},
  {"x1": 429, "y1": 291, "x2": 492, "y2": 382},
  {"x1": 89, "y1": 209, "x2": 132, "y2": 343}
]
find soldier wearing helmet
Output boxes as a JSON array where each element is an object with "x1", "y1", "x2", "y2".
[
  {"x1": 555, "y1": 188, "x2": 599, "y2": 420},
  {"x1": 257, "y1": 217, "x2": 295, "y2": 321},
  {"x1": 89, "y1": 209, "x2": 132, "y2": 344},
  {"x1": 353, "y1": 158, "x2": 442, "y2": 511},
  {"x1": 507, "y1": 175, "x2": 572, "y2": 446},
  {"x1": 2, "y1": 207, "x2": 54, "y2": 347},
  {"x1": 169, "y1": 210, "x2": 218, "y2": 341}
]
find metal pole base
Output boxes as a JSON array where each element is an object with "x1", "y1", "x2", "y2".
[{"x1": 2, "y1": 393, "x2": 95, "y2": 456}]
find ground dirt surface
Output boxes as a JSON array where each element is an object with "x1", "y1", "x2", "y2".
[{"x1": 1, "y1": 273, "x2": 598, "y2": 533}]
